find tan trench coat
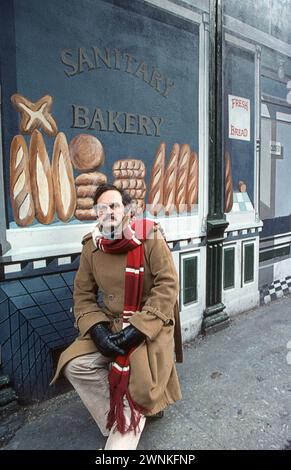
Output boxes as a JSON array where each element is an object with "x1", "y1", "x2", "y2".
[{"x1": 51, "y1": 226, "x2": 182, "y2": 415}]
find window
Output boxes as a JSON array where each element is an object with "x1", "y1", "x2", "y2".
[
  {"x1": 223, "y1": 246, "x2": 235, "y2": 289},
  {"x1": 243, "y1": 242, "x2": 254, "y2": 284},
  {"x1": 182, "y1": 255, "x2": 198, "y2": 305}
]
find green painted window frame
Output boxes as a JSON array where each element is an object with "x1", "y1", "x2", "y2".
[
  {"x1": 243, "y1": 242, "x2": 255, "y2": 284},
  {"x1": 182, "y1": 254, "x2": 198, "y2": 306},
  {"x1": 223, "y1": 246, "x2": 235, "y2": 290}
]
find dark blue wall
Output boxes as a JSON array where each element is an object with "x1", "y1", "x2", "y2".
[{"x1": 0, "y1": 0, "x2": 199, "y2": 225}]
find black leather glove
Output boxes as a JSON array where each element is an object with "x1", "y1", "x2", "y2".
[
  {"x1": 109, "y1": 325, "x2": 146, "y2": 353},
  {"x1": 90, "y1": 322, "x2": 125, "y2": 357}
]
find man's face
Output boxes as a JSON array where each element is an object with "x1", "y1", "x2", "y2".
[{"x1": 95, "y1": 190, "x2": 125, "y2": 232}]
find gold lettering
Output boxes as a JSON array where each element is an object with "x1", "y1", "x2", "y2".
[
  {"x1": 162, "y1": 77, "x2": 175, "y2": 97},
  {"x1": 61, "y1": 49, "x2": 78, "y2": 77},
  {"x1": 135, "y1": 61, "x2": 149, "y2": 83},
  {"x1": 125, "y1": 113, "x2": 137, "y2": 134},
  {"x1": 92, "y1": 47, "x2": 112, "y2": 69},
  {"x1": 114, "y1": 49, "x2": 121, "y2": 70},
  {"x1": 78, "y1": 47, "x2": 95, "y2": 73},
  {"x1": 71, "y1": 105, "x2": 90, "y2": 128},
  {"x1": 124, "y1": 53, "x2": 136, "y2": 74},
  {"x1": 151, "y1": 117, "x2": 164, "y2": 137},
  {"x1": 71, "y1": 104, "x2": 164, "y2": 136},
  {"x1": 89, "y1": 107, "x2": 107, "y2": 131},
  {"x1": 150, "y1": 67, "x2": 163, "y2": 93},
  {"x1": 108, "y1": 110, "x2": 124, "y2": 133},
  {"x1": 61, "y1": 46, "x2": 175, "y2": 98},
  {"x1": 138, "y1": 115, "x2": 152, "y2": 136}
]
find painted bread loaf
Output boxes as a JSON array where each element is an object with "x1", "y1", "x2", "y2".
[
  {"x1": 75, "y1": 172, "x2": 107, "y2": 186},
  {"x1": 176, "y1": 144, "x2": 190, "y2": 213},
  {"x1": 76, "y1": 185, "x2": 101, "y2": 198},
  {"x1": 225, "y1": 151, "x2": 233, "y2": 213},
  {"x1": 148, "y1": 142, "x2": 166, "y2": 215},
  {"x1": 52, "y1": 132, "x2": 76, "y2": 222},
  {"x1": 69, "y1": 134, "x2": 104, "y2": 171},
  {"x1": 186, "y1": 151, "x2": 199, "y2": 212},
  {"x1": 75, "y1": 208, "x2": 96, "y2": 220},
  {"x1": 10, "y1": 135, "x2": 35, "y2": 226},
  {"x1": 113, "y1": 178, "x2": 146, "y2": 190},
  {"x1": 11, "y1": 93, "x2": 58, "y2": 137},
  {"x1": 112, "y1": 159, "x2": 145, "y2": 179},
  {"x1": 163, "y1": 143, "x2": 179, "y2": 215},
  {"x1": 29, "y1": 129, "x2": 55, "y2": 224},
  {"x1": 76, "y1": 197, "x2": 94, "y2": 210}
]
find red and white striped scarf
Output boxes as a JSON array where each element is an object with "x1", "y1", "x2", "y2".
[{"x1": 94, "y1": 218, "x2": 155, "y2": 434}]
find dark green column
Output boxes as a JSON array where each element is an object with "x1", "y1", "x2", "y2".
[{"x1": 202, "y1": 0, "x2": 229, "y2": 333}]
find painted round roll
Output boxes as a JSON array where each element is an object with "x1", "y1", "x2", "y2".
[{"x1": 69, "y1": 134, "x2": 104, "y2": 171}]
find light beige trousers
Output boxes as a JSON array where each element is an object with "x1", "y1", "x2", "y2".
[{"x1": 64, "y1": 352, "x2": 146, "y2": 450}]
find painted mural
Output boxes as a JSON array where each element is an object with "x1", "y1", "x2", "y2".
[
  {"x1": 0, "y1": 0, "x2": 201, "y2": 249},
  {"x1": 9, "y1": 93, "x2": 199, "y2": 228}
]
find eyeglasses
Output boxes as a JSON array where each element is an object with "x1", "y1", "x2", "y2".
[{"x1": 94, "y1": 202, "x2": 123, "y2": 214}]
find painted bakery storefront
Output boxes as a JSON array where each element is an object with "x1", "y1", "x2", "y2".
[
  {"x1": 0, "y1": 0, "x2": 209, "y2": 401},
  {"x1": 1, "y1": 0, "x2": 289, "y2": 403}
]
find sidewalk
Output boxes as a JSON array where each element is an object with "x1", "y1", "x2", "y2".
[{"x1": 1, "y1": 295, "x2": 291, "y2": 450}]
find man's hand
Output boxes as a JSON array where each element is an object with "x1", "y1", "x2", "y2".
[
  {"x1": 90, "y1": 322, "x2": 125, "y2": 357},
  {"x1": 109, "y1": 325, "x2": 146, "y2": 353}
]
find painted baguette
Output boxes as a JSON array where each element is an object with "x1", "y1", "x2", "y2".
[
  {"x1": 69, "y1": 134, "x2": 104, "y2": 171},
  {"x1": 10, "y1": 135, "x2": 35, "y2": 226},
  {"x1": 163, "y1": 143, "x2": 179, "y2": 215},
  {"x1": 52, "y1": 132, "x2": 76, "y2": 222},
  {"x1": 225, "y1": 151, "x2": 233, "y2": 213},
  {"x1": 148, "y1": 142, "x2": 166, "y2": 215},
  {"x1": 186, "y1": 151, "x2": 199, "y2": 212},
  {"x1": 175, "y1": 144, "x2": 191, "y2": 213},
  {"x1": 29, "y1": 129, "x2": 55, "y2": 224}
]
